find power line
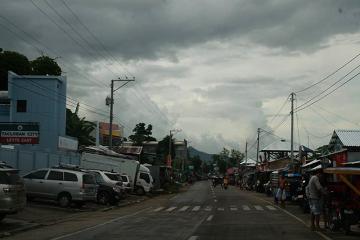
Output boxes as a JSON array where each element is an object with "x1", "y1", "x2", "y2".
[
  {"x1": 268, "y1": 94, "x2": 290, "y2": 125},
  {"x1": 295, "y1": 52, "x2": 360, "y2": 93},
  {"x1": 295, "y1": 71, "x2": 360, "y2": 112}
]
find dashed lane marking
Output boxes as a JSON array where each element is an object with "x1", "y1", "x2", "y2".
[
  {"x1": 192, "y1": 206, "x2": 201, "y2": 211},
  {"x1": 206, "y1": 215, "x2": 214, "y2": 221},
  {"x1": 230, "y1": 207, "x2": 238, "y2": 211},
  {"x1": 266, "y1": 205, "x2": 277, "y2": 211},
  {"x1": 217, "y1": 207, "x2": 225, "y2": 211},
  {"x1": 179, "y1": 206, "x2": 190, "y2": 212},
  {"x1": 166, "y1": 207, "x2": 177, "y2": 212},
  {"x1": 242, "y1": 205, "x2": 250, "y2": 211},
  {"x1": 153, "y1": 207, "x2": 165, "y2": 212},
  {"x1": 254, "y1": 205, "x2": 264, "y2": 211}
]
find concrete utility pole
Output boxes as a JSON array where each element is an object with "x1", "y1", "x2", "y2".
[
  {"x1": 256, "y1": 128, "x2": 260, "y2": 165},
  {"x1": 108, "y1": 77, "x2": 135, "y2": 150},
  {"x1": 290, "y1": 92, "x2": 295, "y2": 167},
  {"x1": 244, "y1": 141, "x2": 248, "y2": 165}
]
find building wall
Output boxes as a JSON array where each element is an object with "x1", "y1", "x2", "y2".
[
  {"x1": 348, "y1": 152, "x2": 360, "y2": 162},
  {"x1": 7, "y1": 72, "x2": 67, "y2": 152}
]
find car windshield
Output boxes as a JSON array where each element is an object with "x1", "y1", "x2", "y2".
[
  {"x1": 105, "y1": 173, "x2": 121, "y2": 181},
  {"x1": 0, "y1": 170, "x2": 22, "y2": 185}
]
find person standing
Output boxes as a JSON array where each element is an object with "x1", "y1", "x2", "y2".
[
  {"x1": 306, "y1": 169, "x2": 326, "y2": 231},
  {"x1": 277, "y1": 174, "x2": 287, "y2": 207}
]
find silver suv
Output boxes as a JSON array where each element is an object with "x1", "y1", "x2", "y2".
[
  {"x1": 0, "y1": 162, "x2": 26, "y2": 222},
  {"x1": 23, "y1": 167, "x2": 97, "y2": 207}
]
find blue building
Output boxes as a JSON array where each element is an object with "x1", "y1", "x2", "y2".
[{"x1": 0, "y1": 71, "x2": 79, "y2": 172}]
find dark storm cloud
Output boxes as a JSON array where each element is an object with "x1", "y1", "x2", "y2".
[{"x1": 1, "y1": 0, "x2": 360, "y2": 63}]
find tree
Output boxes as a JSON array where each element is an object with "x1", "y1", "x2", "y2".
[
  {"x1": 66, "y1": 107, "x2": 95, "y2": 147},
  {"x1": 129, "y1": 123, "x2": 156, "y2": 146},
  {"x1": 230, "y1": 149, "x2": 244, "y2": 167},
  {"x1": 0, "y1": 49, "x2": 31, "y2": 90},
  {"x1": 189, "y1": 155, "x2": 202, "y2": 173},
  {"x1": 30, "y1": 56, "x2": 61, "y2": 76}
]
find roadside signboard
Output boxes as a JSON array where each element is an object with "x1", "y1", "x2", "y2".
[{"x1": 0, "y1": 123, "x2": 39, "y2": 144}]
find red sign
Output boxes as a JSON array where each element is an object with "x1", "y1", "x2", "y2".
[{"x1": 0, "y1": 123, "x2": 39, "y2": 144}]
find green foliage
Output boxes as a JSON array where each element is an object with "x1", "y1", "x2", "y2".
[
  {"x1": 30, "y1": 56, "x2": 61, "y2": 76},
  {"x1": 66, "y1": 108, "x2": 96, "y2": 147},
  {"x1": 189, "y1": 155, "x2": 202, "y2": 173},
  {"x1": 0, "y1": 50, "x2": 31, "y2": 90},
  {"x1": 212, "y1": 148, "x2": 244, "y2": 173},
  {"x1": 129, "y1": 123, "x2": 156, "y2": 146}
]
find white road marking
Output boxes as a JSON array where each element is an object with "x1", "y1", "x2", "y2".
[
  {"x1": 192, "y1": 206, "x2": 201, "y2": 211},
  {"x1": 204, "y1": 206, "x2": 212, "y2": 211},
  {"x1": 188, "y1": 236, "x2": 198, "y2": 240},
  {"x1": 242, "y1": 205, "x2": 250, "y2": 211},
  {"x1": 166, "y1": 207, "x2": 177, "y2": 212},
  {"x1": 254, "y1": 205, "x2": 264, "y2": 211},
  {"x1": 153, "y1": 207, "x2": 165, "y2": 212},
  {"x1": 266, "y1": 205, "x2": 277, "y2": 211},
  {"x1": 217, "y1": 207, "x2": 225, "y2": 211},
  {"x1": 214, "y1": 199, "x2": 218, "y2": 202},
  {"x1": 206, "y1": 215, "x2": 214, "y2": 221},
  {"x1": 230, "y1": 207, "x2": 238, "y2": 211},
  {"x1": 179, "y1": 206, "x2": 190, "y2": 212},
  {"x1": 50, "y1": 207, "x2": 151, "y2": 240}
]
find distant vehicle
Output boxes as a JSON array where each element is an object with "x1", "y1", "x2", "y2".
[
  {"x1": 0, "y1": 162, "x2": 26, "y2": 222},
  {"x1": 80, "y1": 152, "x2": 153, "y2": 195},
  {"x1": 23, "y1": 166, "x2": 97, "y2": 207},
  {"x1": 88, "y1": 170, "x2": 124, "y2": 205}
]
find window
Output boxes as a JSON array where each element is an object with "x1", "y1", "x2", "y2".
[
  {"x1": 92, "y1": 172, "x2": 104, "y2": 184},
  {"x1": 140, "y1": 173, "x2": 150, "y2": 184},
  {"x1": 105, "y1": 173, "x2": 121, "y2": 181},
  {"x1": 16, "y1": 100, "x2": 27, "y2": 112},
  {"x1": 121, "y1": 176, "x2": 128, "y2": 182},
  {"x1": 23, "y1": 170, "x2": 48, "y2": 179},
  {"x1": 64, "y1": 172, "x2": 78, "y2": 182},
  {"x1": 82, "y1": 174, "x2": 95, "y2": 184},
  {"x1": 47, "y1": 171, "x2": 63, "y2": 181}
]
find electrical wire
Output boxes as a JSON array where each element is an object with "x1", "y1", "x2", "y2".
[
  {"x1": 295, "y1": 71, "x2": 360, "y2": 112},
  {"x1": 295, "y1": 52, "x2": 360, "y2": 93}
]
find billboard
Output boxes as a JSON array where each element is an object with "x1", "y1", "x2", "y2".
[{"x1": 0, "y1": 123, "x2": 39, "y2": 144}]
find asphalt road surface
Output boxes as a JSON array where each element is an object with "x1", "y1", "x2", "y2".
[{"x1": 48, "y1": 181, "x2": 327, "y2": 240}]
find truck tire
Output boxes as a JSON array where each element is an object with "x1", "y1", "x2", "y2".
[
  {"x1": 136, "y1": 187, "x2": 145, "y2": 195},
  {"x1": 58, "y1": 192, "x2": 72, "y2": 208}
]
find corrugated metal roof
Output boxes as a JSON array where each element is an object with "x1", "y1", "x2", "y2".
[
  {"x1": 335, "y1": 129, "x2": 360, "y2": 147},
  {"x1": 261, "y1": 139, "x2": 312, "y2": 152}
]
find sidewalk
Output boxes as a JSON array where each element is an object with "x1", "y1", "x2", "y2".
[{"x1": 246, "y1": 190, "x2": 360, "y2": 240}]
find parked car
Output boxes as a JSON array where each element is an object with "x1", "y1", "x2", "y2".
[
  {"x1": 23, "y1": 166, "x2": 97, "y2": 207},
  {"x1": 120, "y1": 174, "x2": 132, "y2": 193},
  {"x1": 87, "y1": 170, "x2": 125, "y2": 204},
  {"x1": 0, "y1": 162, "x2": 26, "y2": 222}
]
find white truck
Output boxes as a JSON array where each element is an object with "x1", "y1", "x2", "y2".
[{"x1": 80, "y1": 152, "x2": 153, "y2": 195}]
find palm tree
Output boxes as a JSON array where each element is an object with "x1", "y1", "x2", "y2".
[{"x1": 66, "y1": 107, "x2": 95, "y2": 147}]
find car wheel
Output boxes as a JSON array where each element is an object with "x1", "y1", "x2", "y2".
[
  {"x1": 58, "y1": 193, "x2": 71, "y2": 208},
  {"x1": 136, "y1": 187, "x2": 145, "y2": 195},
  {"x1": 97, "y1": 191, "x2": 110, "y2": 205},
  {"x1": 0, "y1": 214, "x2": 6, "y2": 222}
]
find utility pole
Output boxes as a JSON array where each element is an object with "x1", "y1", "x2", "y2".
[
  {"x1": 108, "y1": 77, "x2": 135, "y2": 150},
  {"x1": 290, "y1": 92, "x2": 295, "y2": 168},
  {"x1": 256, "y1": 128, "x2": 260, "y2": 165},
  {"x1": 168, "y1": 130, "x2": 172, "y2": 164},
  {"x1": 245, "y1": 141, "x2": 248, "y2": 165}
]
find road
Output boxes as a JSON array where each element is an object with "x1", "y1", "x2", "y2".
[{"x1": 46, "y1": 181, "x2": 327, "y2": 240}]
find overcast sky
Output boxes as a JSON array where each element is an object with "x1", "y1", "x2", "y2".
[{"x1": 1, "y1": 0, "x2": 360, "y2": 155}]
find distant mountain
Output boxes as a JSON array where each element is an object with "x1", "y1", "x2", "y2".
[{"x1": 188, "y1": 146, "x2": 213, "y2": 162}]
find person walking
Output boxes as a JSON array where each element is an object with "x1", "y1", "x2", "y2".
[
  {"x1": 276, "y1": 174, "x2": 287, "y2": 207},
  {"x1": 306, "y1": 168, "x2": 326, "y2": 231}
]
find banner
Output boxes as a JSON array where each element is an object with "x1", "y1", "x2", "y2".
[{"x1": 0, "y1": 123, "x2": 39, "y2": 144}]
